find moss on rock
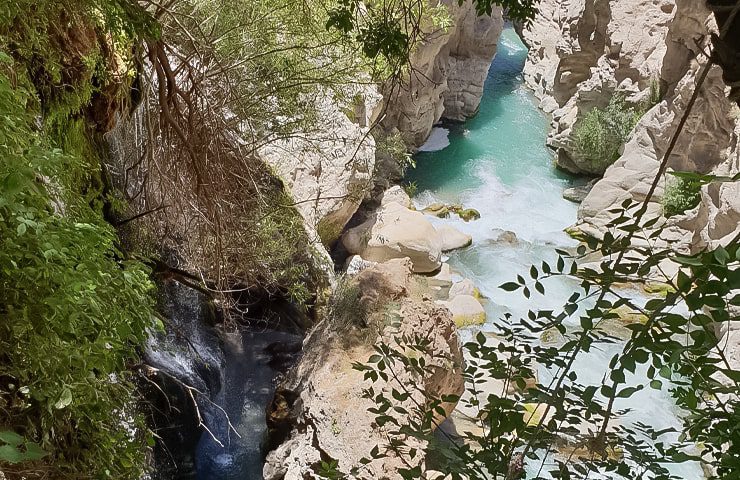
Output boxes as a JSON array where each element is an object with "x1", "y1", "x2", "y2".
[{"x1": 457, "y1": 208, "x2": 481, "y2": 222}]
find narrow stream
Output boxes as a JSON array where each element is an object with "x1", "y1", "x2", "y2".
[
  {"x1": 146, "y1": 282, "x2": 301, "y2": 480},
  {"x1": 407, "y1": 28, "x2": 703, "y2": 479}
]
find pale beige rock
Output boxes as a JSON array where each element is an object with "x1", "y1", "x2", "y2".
[
  {"x1": 341, "y1": 202, "x2": 443, "y2": 273},
  {"x1": 379, "y1": 185, "x2": 413, "y2": 209},
  {"x1": 522, "y1": 0, "x2": 675, "y2": 175},
  {"x1": 264, "y1": 259, "x2": 464, "y2": 479},
  {"x1": 260, "y1": 85, "x2": 382, "y2": 264},
  {"x1": 382, "y1": 1, "x2": 504, "y2": 148},
  {"x1": 525, "y1": 0, "x2": 738, "y2": 254},
  {"x1": 449, "y1": 278, "x2": 479, "y2": 298},
  {"x1": 344, "y1": 255, "x2": 377, "y2": 275},
  {"x1": 428, "y1": 262, "x2": 453, "y2": 288},
  {"x1": 436, "y1": 224, "x2": 473, "y2": 251},
  {"x1": 441, "y1": 294, "x2": 486, "y2": 327}
]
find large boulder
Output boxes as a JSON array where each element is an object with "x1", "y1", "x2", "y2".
[
  {"x1": 342, "y1": 202, "x2": 443, "y2": 273},
  {"x1": 264, "y1": 259, "x2": 464, "y2": 479},
  {"x1": 436, "y1": 224, "x2": 473, "y2": 251},
  {"x1": 379, "y1": 185, "x2": 413, "y2": 209}
]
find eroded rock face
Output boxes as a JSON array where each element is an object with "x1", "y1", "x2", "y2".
[
  {"x1": 524, "y1": 0, "x2": 739, "y2": 251},
  {"x1": 342, "y1": 201, "x2": 444, "y2": 273},
  {"x1": 264, "y1": 259, "x2": 464, "y2": 479},
  {"x1": 382, "y1": 1, "x2": 504, "y2": 148},
  {"x1": 259, "y1": 85, "x2": 382, "y2": 258},
  {"x1": 523, "y1": 0, "x2": 677, "y2": 175}
]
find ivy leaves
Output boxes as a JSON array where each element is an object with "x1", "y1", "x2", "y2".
[{"x1": 0, "y1": 431, "x2": 47, "y2": 465}]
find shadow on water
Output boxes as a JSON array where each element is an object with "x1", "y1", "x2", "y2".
[
  {"x1": 407, "y1": 28, "x2": 576, "y2": 194},
  {"x1": 145, "y1": 281, "x2": 303, "y2": 480}
]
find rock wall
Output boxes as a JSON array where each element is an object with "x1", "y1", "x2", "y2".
[
  {"x1": 381, "y1": 0, "x2": 504, "y2": 148},
  {"x1": 259, "y1": 85, "x2": 382, "y2": 261},
  {"x1": 523, "y1": 0, "x2": 676, "y2": 175},
  {"x1": 522, "y1": 0, "x2": 740, "y2": 251},
  {"x1": 263, "y1": 259, "x2": 464, "y2": 479}
]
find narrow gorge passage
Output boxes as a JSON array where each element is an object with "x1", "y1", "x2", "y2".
[{"x1": 408, "y1": 28, "x2": 704, "y2": 479}]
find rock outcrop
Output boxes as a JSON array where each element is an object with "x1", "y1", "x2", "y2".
[
  {"x1": 259, "y1": 85, "x2": 382, "y2": 256},
  {"x1": 342, "y1": 201, "x2": 444, "y2": 272},
  {"x1": 342, "y1": 199, "x2": 474, "y2": 272},
  {"x1": 263, "y1": 259, "x2": 464, "y2": 479},
  {"x1": 523, "y1": 0, "x2": 739, "y2": 252},
  {"x1": 382, "y1": 1, "x2": 504, "y2": 148}
]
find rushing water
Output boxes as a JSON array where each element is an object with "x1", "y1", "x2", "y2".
[
  {"x1": 147, "y1": 281, "x2": 302, "y2": 480},
  {"x1": 407, "y1": 28, "x2": 704, "y2": 479}
]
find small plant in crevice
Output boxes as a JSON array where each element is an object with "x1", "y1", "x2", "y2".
[
  {"x1": 402, "y1": 180, "x2": 418, "y2": 198},
  {"x1": 573, "y1": 94, "x2": 642, "y2": 174},
  {"x1": 377, "y1": 130, "x2": 415, "y2": 176},
  {"x1": 662, "y1": 174, "x2": 702, "y2": 217},
  {"x1": 326, "y1": 274, "x2": 367, "y2": 332},
  {"x1": 643, "y1": 77, "x2": 663, "y2": 112}
]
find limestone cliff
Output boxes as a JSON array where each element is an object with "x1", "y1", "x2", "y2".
[
  {"x1": 522, "y1": 0, "x2": 739, "y2": 251},
  {"x1": 382, "y1": 0, "x2": 504, "y2": 148},
  {"x1": 259, "y1": 85, "x2": 382, "y2": 258},
  {"x1": 263, "y1": 259, "x2": 464, "y2": 480}
]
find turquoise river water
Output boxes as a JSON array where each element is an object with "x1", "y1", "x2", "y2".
[{"x1": 407, "y1": 28, "x2": 703, "y2": 479}]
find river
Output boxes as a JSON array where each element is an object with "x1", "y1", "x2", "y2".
[{"x1": 407, "y1": 27, "x2": 703, "y2": 479}]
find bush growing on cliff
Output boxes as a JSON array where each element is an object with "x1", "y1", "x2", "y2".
[
  {"x1": 347, "y1": 191, "x2": 740, "y2": 480},
  {"x1": 662, "y1": 175, "x2": 702, "y2": 217},
  {"x1": 573, "y1": 95, "x2": 642, "y2": 174},
  {"x1": 0, "y1": 3, "x2": 160, "y2": 477}
]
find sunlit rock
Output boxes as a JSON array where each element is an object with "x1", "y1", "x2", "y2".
[
  {"x1": 436, "y1": 224, "x2": 473, "y2": 252},
  {"x1": 341, "y1": 202, "x2": 443, "y2": 273}
]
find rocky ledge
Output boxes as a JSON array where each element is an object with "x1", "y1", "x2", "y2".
[{"x1": 263, "y1": 259, "x2": 464, "y2": 479}]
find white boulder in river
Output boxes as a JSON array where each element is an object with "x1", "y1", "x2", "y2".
[
  {"x1": 436, "y1": 224, "x2": 473, "y2": 251},
  {"x1": 342, "y1": 200, "x2": 473, "y2": 273},
  {"x1": 341, "y1": 202, "x2": 440, "y2": 272},
  {"x1": 439, "y1": 294, "x2": 486, "y2": 328}
]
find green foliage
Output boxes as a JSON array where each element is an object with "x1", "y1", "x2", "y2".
[
  {"x1": 352, "y1": 182, "x2": 740, "y2": 478},
  {"x1": 327, "y1": 0, "x2": 539, "y2": 73},
  {"x1": 0, "y1": 38, "x2": 155, "y2": 480},
  {"x1": 402, "y1": 181, "x2": 418, "y2": 198},
  {"x1": 0, "y1": 0, "x2": 156, "y2": 131},
  {"x1": 643, "y1": 77, "x2": 662, "y2": 111},
  {"x1": 131, "y1": 0, "x2": 368, "y2": 304},
  {"x1": 317, "y1": 217, "x2": 345, "y2": 247},
  {"x1": 378, "y1": 131, "x2": 415, "y2": 174},
  {"x1": 327, "y1": 275, "x2": 366, "y2": 331},
  {"x1": 0, "y1": 431, "x2": 47, "y2": 464},
  {"x1": 246, "y1": 192, "x2": 318, "y2": 306},
  {"x1": 573, "y1": 95, "x2": 642, "y2": 174},
  {"x1": 662, "y1": 175, "x2": 702, "y2": 217}
]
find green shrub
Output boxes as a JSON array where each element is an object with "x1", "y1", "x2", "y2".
[
  {"x1": 662, "y1": 176, "x2": 702, "y2": 217},
  {"x1": 377, "y1": 131, "x2": 414, "y2": 175},
  {"x1": 402, "y1": 181, "x2": 418, "y2": 198},
  {"x1": 327, "y1": 275, "x2": 366, "y2": 331},
  {"x1": 573, "y1": 95, "x2": 642, "y2": 174},
  {"x1": 0, "y1": 46, "x2": 155, "y2": 478}
]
